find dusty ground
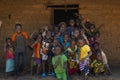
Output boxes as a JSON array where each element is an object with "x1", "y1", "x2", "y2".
[{"x1": 0, "y1": 67, "x2": 119, "y2": 80}]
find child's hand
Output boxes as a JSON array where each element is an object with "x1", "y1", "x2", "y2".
[{"x1": 0, "y1": 20, "x2": 2, "y2": 28}]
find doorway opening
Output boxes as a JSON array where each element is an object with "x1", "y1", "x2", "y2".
[{"x1": 48, "y1": 4, "x2": 79, "y2": 25}]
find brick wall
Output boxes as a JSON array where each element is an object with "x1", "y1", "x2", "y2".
[{"x1": 0, "y1": 0, "x2": 120, "y2": 66}]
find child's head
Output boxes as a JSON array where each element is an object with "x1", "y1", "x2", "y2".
[
  {"x1": 46, "y1": 30, "x2": 52, "y2": 39},
  {"x1": 70, "y1": 40, "x2": 76, "y2": 48},
  {"x1": 15, "y1": 24, "x2": 22, "y2": 33},
  {"x1": 54, "y1": 46, "x2": 62, "y2": 55},
  {"x1": 64, "y1": 34, "x2": 69, "y2": 42},
  {"x1": 36, "y1": 34, "x2": 42, "y2": 42},
  {"x1": 53, "y1": 38, "x2": 59, "y2": 45},
  {"x1": 94, "y1": 32, "x2": 100, "y2": 39},
  {"x1": 69, "y1": 19, "x2": 75, "y2": 27},
  {"x1": 89, "y1": 24, "x2": 95, "y2": 32},
  {"x1": 97, "y1": 53, "x2": 102, "y2": 61},
  {"x1": 77, "y1": 38, "x2": 85, "y2": 47},
  {"x1": 6, "y1": 37, "x2": 12, "y2": 46},
  {"x1": 73, "y1": 29, "x2": 80, "y2": 38},
  {"x1": 59, "y1": 22, "x2": 66, "y2": 32},
  {"x1": 93, "y1": 42, "x2": 100, "y2": 51}
]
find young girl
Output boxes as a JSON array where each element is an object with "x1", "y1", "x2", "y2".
[
  {"x1": 66, "y1": 40, "x2": 79, "y2": 76},
  {"x1": 31, "y1": 34, "x2": 42, "y2": 75},
  {"x1": 52, "y1": 46, "x2": 67, "y2": 80},
  {"x1": 91, "y1": 42, "x2": 112, "y2": 75},
  {"x1": 77, "y1": 38, "x2": 92, "y2": 80},
  {"x1": 4, "y1": 38, "x2": 14, "y2": 78}
]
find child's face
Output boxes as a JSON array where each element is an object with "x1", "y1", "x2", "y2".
[
  {"x1": 94, "y1": 44, "x2": 99, "y2": 50},
  {"x1": 53, "y1": 39, "x2": 58, "y2": 45},
  {"x1": 60, "y1": 24, "x2": 66, "y2": 32},
  {"x1": 7, "y1": 39, "x2": 11, "y2": 45},
  {"x1": 90, "y1": 26, "x2": 95, "y2": 32},
  {"x1": 37, "y1": 35, "x2": 42, "y2": 42},
  {"x1": 16, "y1": 26, "x2": 22, "y2": 33},
  {"x1": 46, "y1": 31, "x2": 51, "y2": 39},
  {"x1": 55, "y1": 47, "x2": 61, "y2": 55},
  {"x1": 71, "y1": 41, "x2": 76, "y2": 48},
  {"x1": 64, "y1": 35, "x2": 69, "y2": 42},
  {"x1": 78, "y1": 40, "x2": 84, "y2": 47},
  {"x1": 74, "y1": 30, "x2": 79, "y2": 37},
  {"x1": 69, "y1": 20, "x2": 75, "y2": 27},
  {"x1": 97, "y1": 54, "x2": 102, "y2": 61}
]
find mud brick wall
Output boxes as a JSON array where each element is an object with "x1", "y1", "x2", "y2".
[{"x1": 0, "y1": 0, "x2": 120, "y2": 67}]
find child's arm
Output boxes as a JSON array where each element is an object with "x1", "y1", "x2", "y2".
[
  {"x1": 82, "y1": 34, "x2": 89, "y2": 45},
  {"x1": 81, "y1": 20, "x2": 89, "y2": 32},
  {"x1": 53, "y1": 57, "x2": 61, "y2": 69},
  {"x1": 31, "y1": 41, "x2": 37, "y2": 48},
  {"x1": 0, "y1": 20, "x2": 2, "y2": 28},
  {"x1": 101, "y1": 50, "x2": 108, "y2": 65}
]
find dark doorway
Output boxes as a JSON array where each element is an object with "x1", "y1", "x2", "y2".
[
  {"x1": 48, "y1": 4, "x2": 79, "y2": 25},
  {"x1": 54, "y1": 9, "x2": 78, "y2": 25}
]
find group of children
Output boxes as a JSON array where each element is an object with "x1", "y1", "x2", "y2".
[{"x1": 3, "y1": 17, "x2": 112, "y2": 80}]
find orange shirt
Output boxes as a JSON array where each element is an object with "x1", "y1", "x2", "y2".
[
  {"x1": 34, "y1": 43, "x2": 41, "y2": 58},
  {"x1": 11, "y1": 32, "x2": 28, "y2": 42}
]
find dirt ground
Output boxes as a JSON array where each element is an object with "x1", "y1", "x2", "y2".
[{"x1": 0, "y1": 67, "x2": 119, "y2": 80}]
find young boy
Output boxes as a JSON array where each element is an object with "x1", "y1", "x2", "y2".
[
  {"x1": 11, "y1": 24, "x2": 28, "y2": 78},
  {"x1": 77, "y1": 38, "x2": 92, "y2": 80},
  {"x1": 52, "y1": 46, "x2": 67, "y2": 80}
]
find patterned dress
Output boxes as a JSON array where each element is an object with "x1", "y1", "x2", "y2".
[{"x1": 66, "y1": 45, "x2": 78, "y2": 75}]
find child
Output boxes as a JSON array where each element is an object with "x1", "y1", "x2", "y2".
[
  {"x1": 4, "y1": 38, "x2": 14, "y2": 78},
  {"x1": 62, "y1": 34, "x2": 70, "y2": 53},
  {"x1": 77, "y1": 38, "x2": 92, "y2": 80},
  {"x1": 91, "y1": 42, "x2": 112, "y2": 75},
  {"x1": 52, "y1": 46, "x2": 67, "y2": 80},
  {"x1": 11, "y1": 24, "x2": 28, "y2": 77},
  {"x1": 41, "y1": 30, "x2": 53, "y2": 77},
  {"x1": 31, "y1": 34, "x2": 42, "y2": 75},
  {"x1": 66, "y1": 40, "x2": 79, "y2": 76},
  {"x1": 72, "y1": 29, "x2": 80, "y2": 42}
]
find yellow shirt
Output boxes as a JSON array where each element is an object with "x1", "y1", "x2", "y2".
[{"x1": 79, "y1": 45, "x2": 90, "y2": 60}]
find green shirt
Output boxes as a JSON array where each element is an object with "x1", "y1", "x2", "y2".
[{"x1": 52, "y1": 54, "x2": 67, "y2": 73}]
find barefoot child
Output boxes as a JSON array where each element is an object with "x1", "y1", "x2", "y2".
[
  {"x1": 4, "y1": 38, "x2": 14, "y2": 78},
  {"x1": 31, "y1": 34, "x2": 42, "y2": 75},
  {"x1": 77, "y1": 38, "x2": 92, "y2": 80},
  {"x1": 41, "y1": 30, "x2": 53, "y2": 77},
  {"x1": 52, "y1": 46, "x2": 67, "y2": 80},
  {"x1": 66, "y1": 40, "x2": 78, "y2": 76},
  {"x1": 91, "y1": 42, "x2": 112, "y2": 75}
]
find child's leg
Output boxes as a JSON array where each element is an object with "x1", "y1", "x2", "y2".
[
  {"x1": 104, "y1": 64, "x2": 112, "y2": 75},
  {"x1": 62, "y1": 72, "x2": 67, "y2": 80},
  {"x1": 31, "y1": 58, "x2": 34, "y2": 75},
  {"x1": 36, "y1": 64, "x2": 40, "y2": 75},
  {"x1": 41, "y1": 60, "x2": 46, "y2": 77},
  {"x1": 42, "y1": 60, "x2": 45, "y2": 73}
]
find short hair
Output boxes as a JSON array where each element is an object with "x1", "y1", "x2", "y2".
[
  {"x1": 6, "y1": 37, "x2": 11, "y2": 42},
  {"x1": 15, "y1": 24, "x2": 22, "y2": 29}
]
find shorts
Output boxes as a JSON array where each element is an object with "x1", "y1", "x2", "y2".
[
  {"x1": 35, "y1": 58, "x2": 41, "y2": 65},
  {"x1": 56, "y1": 72, "x2": 67, "y2": 80}
]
